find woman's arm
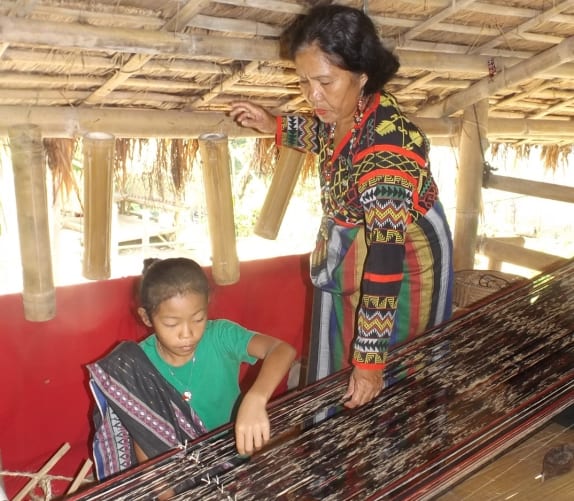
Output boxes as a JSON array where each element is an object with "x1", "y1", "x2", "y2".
[{"x1": 234, "y1": 334, "x2": 296, "y2": 455}]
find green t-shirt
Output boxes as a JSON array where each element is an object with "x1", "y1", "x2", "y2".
[{"x1": 140, "y1": 319, "x2": 257, "y2": 430}]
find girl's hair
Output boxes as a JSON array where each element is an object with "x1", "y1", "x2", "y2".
[
  {"x1": 139, "y1": 257, "x2": 209, "y2": 317},
  {"x1": 282, "y1": 5, "x2": 400, "y2": 94}
]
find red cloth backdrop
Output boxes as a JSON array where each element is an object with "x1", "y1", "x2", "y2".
[{"x1": 0, "y1": 254, "x2": 312, "y2": 498}]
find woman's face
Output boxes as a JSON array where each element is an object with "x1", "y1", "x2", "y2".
[
  {"x1": 295, "y1": 43, "x2": 367, "y2": 128},
  {"x1": 138, "y1": 292, "x2": 208, "y2": 366}
]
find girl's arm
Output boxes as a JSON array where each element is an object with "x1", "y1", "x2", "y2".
[{"x1": 234, "y1": 334, "x2": 297, "y2": 455}]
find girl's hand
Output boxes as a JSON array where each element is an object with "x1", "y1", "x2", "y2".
[
  {"x1": 229, "y1": 101, "x2": 276, "y2": 134},
  {"x1": 234, "y1": 391, "x2": 270, "y2": 455},
  {"x1": 343, "y1": 366, "x2": 383, "y2": 408}
]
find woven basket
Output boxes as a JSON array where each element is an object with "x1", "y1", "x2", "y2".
[{"x1": 453, "y1": 269, "x2": 524, "y2": 308}]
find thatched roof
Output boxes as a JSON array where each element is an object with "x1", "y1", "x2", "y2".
[{"x1": 1, "y1": 0, "x2": 573, "y2": 146}]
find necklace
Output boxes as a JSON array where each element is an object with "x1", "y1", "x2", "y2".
[
  {"x1": 166, "y1": 356, "x2": 195, "y2": 402},
  {"x1": 156, "y1": 342, "x2": 196, "y2": 402},
  {"x1": 321, "y1": 96, "x2": 367, "y2": 188}
]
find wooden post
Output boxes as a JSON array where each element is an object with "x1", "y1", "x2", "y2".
[
  {"x1": 82, "y1": 132, "x2": 115, "y2": 280},
  {"x1": 254, "y1": 147, "x2": 306, "y2": 240},
  {"x1": 198, "y1": 133, "x2": 239, "y2": 285},
  {"x1": 453, "y1": 100, "x2": 488, "y2": 271},
  {"x1": 8, "y1": 124, "x2": 56, "y2": 321}
]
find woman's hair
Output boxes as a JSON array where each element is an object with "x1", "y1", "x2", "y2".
[
  {"x1": 283, "y1": 5, "x2": 400, "y2": 94},
  {"x1": 139, "y1": 257, "x2": 209, "y2": 317}
]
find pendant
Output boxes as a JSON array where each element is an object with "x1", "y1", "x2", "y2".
[{"x1": 183, "y1": 391, "x2": 192, "y2": 402}]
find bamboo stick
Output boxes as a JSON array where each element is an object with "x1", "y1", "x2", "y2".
[
  {"x1": 198, "y1": 132, "x2": 240, "y2": 285},
  {"x1": 12, "y1": 443, "x2": 71, "y2": 501},
  {"x1": 254, "y1": 147, "x2": 306, "y2": 240},
  {"x1": 8, "y1": 124, "x2": 56, "y2": 321},
  {"x1": 453, "y1": 100, "x2": 488, "y2": 271},
  {"x1": 484, "y1": 236, "x2": 525, "y2": 270},
  {"x1": 82, "y1": 132, "x2": 115, "y2": 280},
  {"x1": 65, "y1": 458, "x2": 94, "y2": 495},
  {"x1": 485, "y1": 174, "x2": 574, "y2": 203}
]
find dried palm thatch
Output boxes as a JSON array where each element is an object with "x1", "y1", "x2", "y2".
[
  {"x1": 43, "y1": 137, "x2": 82, "y2": 210},
  {"x1": 251, "y1": 137, "x2": 278, "y2": 176},
  {"x1": 541, "y1": 144, "x2": 573, "y2": 172},
  {"x1": 170, "y1": 138, "x2": 198, "y2": 193}
]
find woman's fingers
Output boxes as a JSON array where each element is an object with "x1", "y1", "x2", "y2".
[{"x1": 344, "y1": 367, "x2": 383, "y2": 408}]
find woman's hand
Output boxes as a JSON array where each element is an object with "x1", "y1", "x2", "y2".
[
  {"x1": 343, "y1": 366, "x2": 384, "y2": 408},
  {"x1": 229, "y1": 101, "x2": 276, "y2": 134},
  {"x1": 234, "y1": 391, "x2": 271, "y2": 455}
]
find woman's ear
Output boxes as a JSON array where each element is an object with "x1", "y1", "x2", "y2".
[
  {"x1": 137, "y1": 307, "x2": 153, "y2": 327},
  {"x1": 360, "y1": 72, "x2": 368, "y2": 91}
]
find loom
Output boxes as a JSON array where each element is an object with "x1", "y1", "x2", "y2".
[{"x1": 67, "y1": 258, "x2": 574, "y2": 500}]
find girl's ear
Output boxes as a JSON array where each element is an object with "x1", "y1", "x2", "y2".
[{"x1": 137, "y1": 307, "x2": 153, "y2": 327}]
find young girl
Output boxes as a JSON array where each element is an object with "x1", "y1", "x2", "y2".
[{"x1": 87, "y1": 257, "x2": 296, "y2": 481}]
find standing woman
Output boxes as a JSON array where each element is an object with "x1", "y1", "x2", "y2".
[{"x1": 231, "y1": 5, "x2": 453, "y2": 409}]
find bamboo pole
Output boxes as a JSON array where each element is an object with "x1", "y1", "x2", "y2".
[
  {"x1": 483, "y1": 236, "x2": 525, "y2": 270},
  {"x1": 82, "y1": 132, "x2": 115, "y2": 280},
  {"x1": 485, "y1": 174, "x2": 574, "y2": 204},
  {"x1": 8, "y1": 124, "x2": 56, "y2": 321},
  {"x1": 477, "y1": 237, "x2": 567, "y2": 272},
  {"x1": 198, "y1": 132, "x2": 239, "y2": 285},
  {"x1": 453, "y1": 100, "x2": 489, "y2": 271},
  {"x1": 254, "y1": 147, "x2": 306, "y2": 240},
  {"x1": 0, "y1": 106, "x2": 480, "y2": 140}
]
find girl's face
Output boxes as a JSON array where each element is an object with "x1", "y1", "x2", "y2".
[
  {"x1": 295, "y1": 43, "x2": 367, "y2": 129},
  {"x1": 138, "y1": 292, "x2": 208, "y2": 366}
]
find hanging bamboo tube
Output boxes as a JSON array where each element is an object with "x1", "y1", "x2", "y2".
[
  {"x1": 198, "y1": 133, "x2": 239, "y2": 285},
  {"x1": 82, "y1": 132, "x2": 115, "y2": 280},
  {"x1": 9, "y1": 124, "x2": 56, "y2": 322},
  {"x1": 254, "y1": 146, "x2": 306, "y2": 240}
]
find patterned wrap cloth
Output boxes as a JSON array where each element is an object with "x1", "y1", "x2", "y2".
[
  {"x1": 277, "y1": 91, "x2": 454, "y2": 383},
  {"x1": 87, "y1": 341, "x2": 207, "y2": 480}
]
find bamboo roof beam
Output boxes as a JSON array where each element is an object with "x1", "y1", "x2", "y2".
[
  {"x1": 0, "y1": 48, "x2": 233, "y2": 76},
  {"x1": 83, "y1": 0, "x2": 211, "y2": 105},
  {"x1": 418, "y1": 36, "x2": 574, "y2": 118},
  {"x1": 403, "y1": 39, "x2": 533, "y2": 59},
  {"x1": 396, "y1": 51, "x2": 574, "y2": 80},
  {"x1": 3, "y1": 105, "x2": 574, "y2": 141},
  {"x1": 0, "y1": 16, "x2": 280, "y2": 61},
  {"x1": 215, "y1": 0, "x2": 306, "y2": 15},
  {"x1": 470, "y1": 0, "x2": 574, "y2": 53},
  {"x1": 0, "y1": 105, "x2": 454, "y2": 139},
  {"x1": 400, "y1": 0, "x2": 479, "y2": 42},
  {"x1": 189, "y1": 14, "x2": 281, "y2": 37}
]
